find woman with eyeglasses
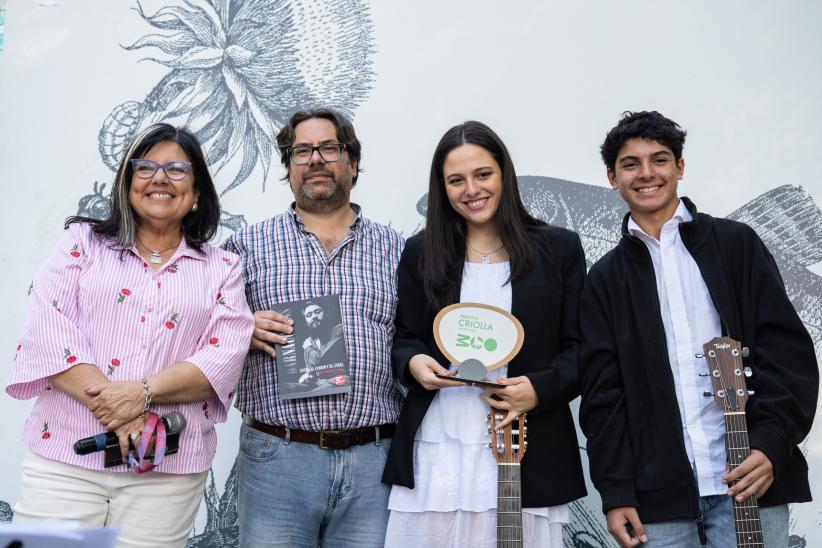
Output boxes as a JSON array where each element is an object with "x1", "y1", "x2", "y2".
[
  {"x1": 382, "y1": 121, "x2": 587, "y2": 547},
  {"x1": 6, "y1": 123, "x2": 254, "y2": 547}
]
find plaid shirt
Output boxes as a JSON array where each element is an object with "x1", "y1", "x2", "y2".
[{"x1": 222, "y1": 204, "x2": 404, "y2": 430}]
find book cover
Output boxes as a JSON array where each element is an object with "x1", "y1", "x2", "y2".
[{"x1": 272, "y1": 295, "x2": 352, "y2": 400}]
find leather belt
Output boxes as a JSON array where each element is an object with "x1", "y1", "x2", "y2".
[{"x1": 243, "y1": 415, "x2": 395, "y2": 450}]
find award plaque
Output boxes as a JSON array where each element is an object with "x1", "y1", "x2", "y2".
[{"x1": 433, "y1": 302, "x2": 524, "y2": 387}]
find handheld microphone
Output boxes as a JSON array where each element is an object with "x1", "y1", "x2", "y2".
[{"x1": 74, "y1": 411, "x2": 187, "y2": 457}]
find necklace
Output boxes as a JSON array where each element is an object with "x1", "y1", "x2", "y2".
[
  {"x1": 467, "y1": 241, "x2": 504, "y2": 264},
  {"x1": 136, "y1": 236, "x2": 180, "y2": 265}
]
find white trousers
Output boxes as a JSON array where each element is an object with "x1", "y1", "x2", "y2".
[
  {"x1": 385, "y1": 509, "x2": 565, "y2": 548},
  {"x1": 13, "y1": 450, "x2": 207, "y2": 548}
]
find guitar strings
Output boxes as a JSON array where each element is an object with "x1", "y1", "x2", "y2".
[
  {"x1": 493, "y1": 411, "x2": 524, "y2": 545},
  {"x1": 711, "y1": 349, "x2": 762, "y2": 545}
]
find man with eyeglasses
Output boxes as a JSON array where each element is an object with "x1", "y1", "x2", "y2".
[{"x1": 222, "y1": 107, "x2": 404, "y2": 547}]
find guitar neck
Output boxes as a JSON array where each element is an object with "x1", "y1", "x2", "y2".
[
  {"x1": 724, "y1": 412, "x2": 762, "y2": 547},
  {"x1": 497, "y1": 463, "x2": 523, "y2": 548}
]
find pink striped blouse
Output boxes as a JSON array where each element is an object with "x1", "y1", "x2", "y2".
[{"x1": 7, "y1": 223, "x2": 254, "y2": 474}]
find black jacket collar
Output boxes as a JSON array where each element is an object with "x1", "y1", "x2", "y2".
[
  {"x1": 619, "y1": 196, "x2": 699, "y2": 238},
  {"x1": 619, "y1": 197, "x2": 706, "y2": 257}
]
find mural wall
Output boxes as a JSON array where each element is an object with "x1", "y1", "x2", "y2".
[{"x1": 1, "y1": 2, "x2": 820, "y2": 546}]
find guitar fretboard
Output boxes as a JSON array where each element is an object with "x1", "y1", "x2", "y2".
[
  {"x1": 497, "y1": 463, "x2": 522, "y2": 548},
  {"x1": 724, "y1": 412, "x2": 762, "y2": 547}
]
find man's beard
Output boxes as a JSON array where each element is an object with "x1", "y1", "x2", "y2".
[{"x1": 294, "y1": 170, "x2": 351, "y2": 214}]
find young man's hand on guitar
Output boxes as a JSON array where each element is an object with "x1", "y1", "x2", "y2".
[{"x1": 723, "y1": 448, "x2": 774, "y2": 502}]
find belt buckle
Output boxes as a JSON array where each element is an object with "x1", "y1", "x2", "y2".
[{"x1": 319, "y1": 430, "x2": 341, "y2": 450}]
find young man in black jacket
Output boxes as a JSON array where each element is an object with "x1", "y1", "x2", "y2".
[{"x1": 579, "y1": 111, "x2": 818, "y2": 547}]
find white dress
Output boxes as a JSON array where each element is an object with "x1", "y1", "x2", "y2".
[{"x1": 385, "y1": 262, "x2": 568, "y2": 548}]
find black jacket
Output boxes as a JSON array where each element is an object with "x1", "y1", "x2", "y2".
[
  {"x1": 382, "y1": 227, "x2": 587, "y2": 508},
  {"x1": 579, "y1": 198, "x2": 818, "y2": 523}
]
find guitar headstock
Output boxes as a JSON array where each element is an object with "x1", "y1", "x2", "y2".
[
  {"x1": 702, "y1": 336, "x2": 751, "y2": 414},
  {"x1": 488, "y1": 410, "x2": 527, "y2": 464}
]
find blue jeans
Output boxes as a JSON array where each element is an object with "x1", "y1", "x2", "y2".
[
  {"x1": 236, "y1": 423, "x2": 391, "y2": 548},
  {"x1": 643, "y1": 495, "x2": 788, "y2": 547}
]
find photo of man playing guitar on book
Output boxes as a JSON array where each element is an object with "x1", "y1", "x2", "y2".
[{"x1": 299, "y1": 300, "x2": 346, "y2": 386}]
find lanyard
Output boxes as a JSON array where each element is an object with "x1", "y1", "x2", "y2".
[{"x1": 129, "y1": 411, "x2": 167, "y2": 474}]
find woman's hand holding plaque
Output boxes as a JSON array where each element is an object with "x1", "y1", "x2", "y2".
[{"x1": 432, "y1": 303, "x2": 524, "y2": 388}]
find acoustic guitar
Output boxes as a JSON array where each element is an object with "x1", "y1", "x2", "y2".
[
  {"x1": 702, "y1": 336, "x2": 762, "y2": 547},
  {"x1": 488, "y1": 410, "x2": 527, "y2": 548}
]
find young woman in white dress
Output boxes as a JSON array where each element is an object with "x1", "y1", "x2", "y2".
[{"x1": 383, "y1": 121, "x2": 588, "y2": 547}]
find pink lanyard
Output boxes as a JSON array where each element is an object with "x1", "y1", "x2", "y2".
[{"x1": 129, "y1": 412, "x2": 167, "y2": 474}]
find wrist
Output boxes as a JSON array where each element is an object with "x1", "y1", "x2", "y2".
[{"x1": 139, "y1": 378, "x2": 152, "y2": 417}]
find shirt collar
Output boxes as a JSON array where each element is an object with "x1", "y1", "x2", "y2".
[
  {"x1": 127, "y1": 235, "x2": 207, "y2": 263},
  {"x1": 175, "y1": 237, "x2": 208, "y2": 261},
  {"x1": 627, "y1": 199, "x2": 691, "y2": 239},
  {"x1": 287, "y1": 202, "x2": 364, "y2": 233}
]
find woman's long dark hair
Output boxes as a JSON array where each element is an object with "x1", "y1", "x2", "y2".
[
  {"x1": 65, "y1": 123, "x2": 220, "y2": 251},
  {"x1": 422, "y1": 121, "x2": 546, "y2": 309}
]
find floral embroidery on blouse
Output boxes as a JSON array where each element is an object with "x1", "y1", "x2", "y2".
[
  {"x1": 107, "y1": 358, "x2": 121, "y2": 376},
  {"x1": 63, "y1": 348, "x2": 77, "y2": 364},
  {"x1": 116, "y1": 288, "x2": 132, "y2": 304},
  {"x1": 165, "y1": 312, "x2": 180, "y2": 329}
]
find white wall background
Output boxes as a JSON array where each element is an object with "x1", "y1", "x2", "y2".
[{"x1": 1, "y1": 1, "x2": 820, "y2": 545}]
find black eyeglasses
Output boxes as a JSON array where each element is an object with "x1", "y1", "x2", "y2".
[
  {"x1": 130, "y1": 159, "x2": 193, "y2": 181},
  {"x1": 287, "y1": 143, "x2": 346, "y2": 165}
]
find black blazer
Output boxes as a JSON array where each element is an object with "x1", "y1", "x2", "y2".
[{"x1": 382, "y1": 227, "x2": 588, "y2": 508}]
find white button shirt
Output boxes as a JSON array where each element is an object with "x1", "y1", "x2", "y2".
[{"x1": 628, "y1": 200, "x2": 727, "y2": 496}]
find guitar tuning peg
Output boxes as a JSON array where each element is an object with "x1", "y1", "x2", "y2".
[
  {"x1": 747, "y1": 390, "x2": 755, "y2": 397},
  {"x1": 742, "y1": 347, "x2": 750, "y2": 358},
  {"x1": 703, "y1": 391, "x2": 713, "y2": 398},
  {"x1": 487, "y1": 427, "x2": 493, "y2": 434},
  {"x1": 698, "y1": 371, "x2": 710, "y2": 377},
  {"x1": 744, "y1": 367, "x2": 752, "y2": 378},
  {"x1": 695, "y1": 353, "x2": 705, "y2": 359},
  {"x1": 487, "y1": 442, "x2": 493, "y2": 449}
]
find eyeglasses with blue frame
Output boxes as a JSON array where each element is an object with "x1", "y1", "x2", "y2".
[{"x1": 130, "y1": 159, "x2": 193, "y2": 181}]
